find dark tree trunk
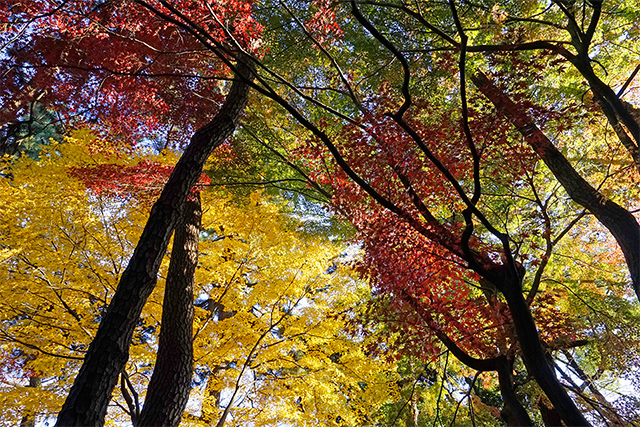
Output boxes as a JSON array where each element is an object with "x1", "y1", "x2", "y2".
[
  {"x1": 472, "y1": 72, "x2": 640, "y2": 299},
  {"x1": 410, "y1": 270, "x2": 581, "y2": 425},
  {"x1": 496, "y1": 360, "x2": 533, "y2": 426},
  {"x1": 496, "y1": 274, "x2": 589, "y2": 427},
  {"x1": 137, "y1": 193, "x2": 201, "y2": 426},
  {"x1": 55, "y1": 58, "x2": 255, "y2": 427},
  {"x1": 471, "y1": 71, "x2": 639, "y2": 425}
]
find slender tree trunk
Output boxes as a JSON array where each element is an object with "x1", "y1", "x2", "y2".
[
  {"x1": 496, "y1": 360, "x2": 533, "y2": 426},
  {"x1": 201, "y1": 367, "x2": 225, "y2": 424},
  {"x1": 137, "y1": 193, "x2": 201, "y2": 426},
  {"x1": 198, "y1": 301, "x2": 236, "y2": 424},
  {"x1": 55, "y1": 58, "x2": 255, "y2": 427}
]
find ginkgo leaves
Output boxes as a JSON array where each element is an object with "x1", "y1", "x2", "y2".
[
  {"x1": 184, "y1": 187, "x2": 397, "y2": 426},
  {"x1": 0, "y1": 132, "x2": 397, "y2": 426}
]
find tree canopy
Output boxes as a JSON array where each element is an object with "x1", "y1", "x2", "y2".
[{"x1": 2, "y1": 0, "x2": 640, "y2": 426}]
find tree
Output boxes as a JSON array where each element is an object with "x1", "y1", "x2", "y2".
[
  {"x1": 212, "y1": 1, "x2": 640, "y2": 424},
  {"x1": 0, "y1": 132, "x2": 398, "y2": 426},
  {"x1": 3, "y1": 0, "x2": 640, "y2": 424}
]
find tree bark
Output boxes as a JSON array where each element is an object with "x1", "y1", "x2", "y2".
[
  {"x1": 137, "y1": 193, "x2": 201, "y2": 426},
  {"x1": 55, "y1": 57, "x2": 255, "y2": 427}
]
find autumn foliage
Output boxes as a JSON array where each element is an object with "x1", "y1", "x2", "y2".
[
  {"x1": 2, "y1": 0, "x2": 640, "y2": 426},
  {"x1": 1, "y1": 0, "x2": 263, "y2": 147},
  {"x1": 0, "y1": 133, "x2": 398, "y2": 425}
]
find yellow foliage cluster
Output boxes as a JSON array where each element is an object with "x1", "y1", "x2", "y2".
[{"x1": 0, "y1": 133, "x2": 398, "y2": 426}]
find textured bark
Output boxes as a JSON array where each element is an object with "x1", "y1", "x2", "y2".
[
  {"x1": 55, "y1": 58, "x2": 255, "y2": 427},
  {"x1": 472, "y1": 72, "x2": 640, "y2": 299},
  {"x1": 137, "y1": 194, "x2": 201, "y2": 426}
]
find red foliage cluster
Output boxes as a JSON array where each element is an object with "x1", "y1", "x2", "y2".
[
  {"x1": 293, "y1": 89, "x2": 551, "y2": 359},
  {"x1": 358, "y1": 214, "x2": 511, "y2": 361},
  {"x1": 303, "y1": 86, "x2": 540, "y2": 230},
  {"x1": 1, "y1": 0, "x2": 263, "y2": 147},
  {"x1": 298, "y1": 81, "x2": 582, "y2": 361},
  {"x1": 305, "y1": 0, "x2": 344, "y2": 44},
  {"x1": 68, "y1": 160, "x2": 211, "y2": 203}
]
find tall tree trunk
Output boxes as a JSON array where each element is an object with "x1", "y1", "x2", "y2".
[
  {"x1": 137, "y1": 193, "x2": 201, "y2": 426},
  {"x1": 472, "y1": 72, "x2": 640, "y2": 299},
  {"x1": 496, "y1": 360, "x2": 533, "y2": 426},
  {"x1": 497, "y1": 275, "x2": 589, "y2": 426},
  {"x1": 197, "y1": 301, "x2": 236, "y2": 424},
  {"x1": 55, "y1": 57, "x2": 255, "y2": 427}
]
